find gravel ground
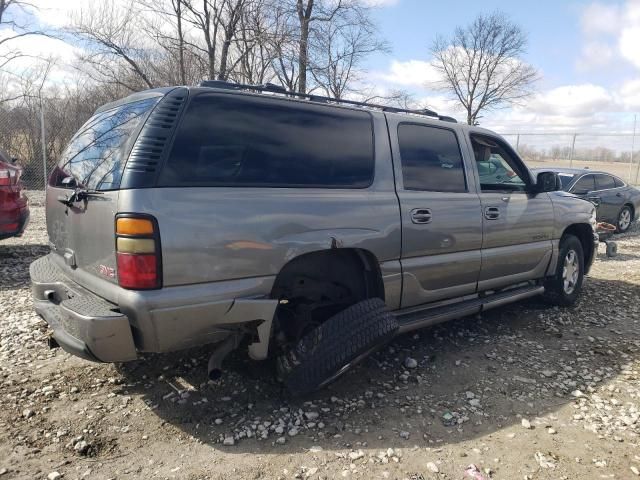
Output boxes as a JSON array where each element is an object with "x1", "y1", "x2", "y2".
[{"x1": 1, "y1": 199, "x2": 640, "y2": 480}]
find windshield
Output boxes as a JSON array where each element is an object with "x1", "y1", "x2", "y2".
[
  {"x1": 49, "y1": 97, "x2": 159, "y2": 191},
  {"x1": 558, "y1": 173, "x2": 575, "y2": 189}
]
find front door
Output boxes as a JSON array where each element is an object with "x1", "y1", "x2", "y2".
[
  {"x1": 469, "y1": 134, "x2": 555, "y2": 291},
  {"x1": 388, "y1": 118, "x2": 483, "y2": 308}
]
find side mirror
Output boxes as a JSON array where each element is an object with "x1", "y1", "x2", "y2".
[
  {"x1": 61, "y1": 176, "x2": 77, "y2": 188},
  {"x1": 535, "y1": 171, "x2": 560, "y2": 193}
]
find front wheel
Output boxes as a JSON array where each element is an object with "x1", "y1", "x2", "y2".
[
  {"x1": 617, "y1": 206, "x2": 633, "y2": 233},
  {"x1": 543, "y1": 234, "x2": 585, "y2": 306}
]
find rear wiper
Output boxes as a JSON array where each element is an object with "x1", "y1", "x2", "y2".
[{"x1": 57, "y1": 176, "x2": 104, "y2": 206}]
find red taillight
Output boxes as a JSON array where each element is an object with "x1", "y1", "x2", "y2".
[
  {"x1": 0, "y1": 168, "x2": 15, "y2": 186},
  {"x1": 116, "y1": 253, "x2": 159, "y2": 289},
  {"x1": 115, "y1": 214, "x2": 161, "y2": 290}
]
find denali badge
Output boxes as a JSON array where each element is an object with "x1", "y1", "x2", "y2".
[{"x1": 99, "y1": 265, "x2": 116, "y2": 278}]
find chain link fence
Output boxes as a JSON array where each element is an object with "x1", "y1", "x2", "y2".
[
  {"x1": 0, "y1": 99, "x2": 53, "y2": 205},
  {"x1": 502, "y1": 132, "x2": 640, "y2": 186}
]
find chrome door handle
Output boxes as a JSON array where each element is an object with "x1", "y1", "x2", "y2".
[
  {"x1": 410, "y1": 208, "x2": 432, "y2": 224},
  {"x1": 588, "y1": 196, "x2": 601, "y2": 206},
  {"x1": 484, "y1": 206, "x2": 500, "y2": 220}
]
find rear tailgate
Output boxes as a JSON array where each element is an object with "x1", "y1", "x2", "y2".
[{"x1": 46, "y1": 95, "x2": 162, "y2": 290}]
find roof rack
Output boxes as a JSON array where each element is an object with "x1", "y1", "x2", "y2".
[{"x1": 199, "y1": 80, "x2": 457, "y2": 123}]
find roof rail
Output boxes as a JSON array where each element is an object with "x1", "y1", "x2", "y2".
[{"x1": 198, "y1": 80, "x2": 456, "y2": 123}]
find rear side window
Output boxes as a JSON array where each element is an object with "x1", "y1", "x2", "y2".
[
  {"x1": 398, "y1": 124, "x2": 466, "y2": 192},
  {"x1": 49, "y1": 97, "x2": 159, "y2": 190},
  {"x1": 614, "y1": 176, "x2": 625, "y2": 187},
  {"x1": 595, "y1": 174, "x2": 616, "y2": 190},
  {"x1": 159, "y1": 94, "x2": 374, "y2": 188}
]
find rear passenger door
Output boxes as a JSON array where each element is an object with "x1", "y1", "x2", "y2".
[
  {"x1": 594, "y1": 174, "x2": 625, "y2": 222},
  {"x1": 388, "y1": 118, "x2": 483, "y2": 308}
]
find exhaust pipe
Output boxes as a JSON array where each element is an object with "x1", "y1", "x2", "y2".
[{"x1": 207, "y1": 334, "x2": 242, "y2": 381}]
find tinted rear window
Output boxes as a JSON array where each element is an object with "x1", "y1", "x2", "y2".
[
  {"x1": 159, "y1": 94, "x2": 374, "y2": 188},
  {"x1": 50, "y1": 97, "x2": 159, "y2": 190},
  {"x1": 595, "y1": 174, "x2": 616, "y2": 190}
]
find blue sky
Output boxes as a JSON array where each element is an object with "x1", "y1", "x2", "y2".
[
  {"x1": 369, "y1": 1, "x2": 593, "y2": 84},
  {"x1": 2, "y1": 0, "x2": 640, "y2": 135},
  {"x1": 360, "y1": 0, "x2": 640, "y2": 134}
]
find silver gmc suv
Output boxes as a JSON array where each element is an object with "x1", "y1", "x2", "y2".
[{"x1": 30, "y1": 81, "x2": 599, "y2": 395}]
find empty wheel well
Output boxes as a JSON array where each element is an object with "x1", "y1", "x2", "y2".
[
  {"x1": 562, "y1": 224, "x2": 594, "y2": 270},
  {"x1": 270, "y1": 249, "x2": 385, "y2": 347}
]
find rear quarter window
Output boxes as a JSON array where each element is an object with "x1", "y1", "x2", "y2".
[
  {"x1": 49, "y1": 97, "x2": 159, "y2": 190},
  {"x1": 158, "y1": 93, "x2": 375, "y2": 188},
  {"x1": 595, "y1": 174, "x2": 616, "y2": 190}
]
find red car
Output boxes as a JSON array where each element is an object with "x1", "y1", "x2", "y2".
[{"x1": 0, "y1": 149, "x2": 29, "y2": 240}]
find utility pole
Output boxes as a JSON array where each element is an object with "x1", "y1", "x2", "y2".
[
  {"x1": 40, "y1": 97, "x2": 47, "y2": 189},
  {"x1": 631, "y1": 114, "x2": 638, "y2": 185},
  {"x1": 569, "y1": 134, "x2": 577, "y2": 168}
]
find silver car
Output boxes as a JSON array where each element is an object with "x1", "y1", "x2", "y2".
[{"x1": 30, "y1": 82, "x2": 598, "y2": 395}]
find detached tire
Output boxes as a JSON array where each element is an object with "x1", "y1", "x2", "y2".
[
  {"x1": 543, "y1": 234, "x2": 585, "y2": 306},
  {"x1": 277, "y1": 298, "x2": 398, "y2": 396}
]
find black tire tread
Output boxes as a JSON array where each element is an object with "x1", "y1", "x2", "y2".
[{"x1": 278, "y1": 298, "x2": 398, "y2": 396}]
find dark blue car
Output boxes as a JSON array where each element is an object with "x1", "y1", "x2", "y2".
[{"x1": 532, "y1": 168, "x2": 640, "y2": 233}]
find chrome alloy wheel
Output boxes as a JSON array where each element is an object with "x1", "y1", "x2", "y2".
[{"x1": 562, "y1": 249, "x2": 579, "y2": 294}]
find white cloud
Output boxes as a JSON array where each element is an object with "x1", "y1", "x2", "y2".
[
  {"x1": 619, "y1": 26, "x2": 640, "y2": 69},
  {"x1": 0, "y1": 31, "x2": 79, "y2": 66},
  {"x1": 619, "y1": 78, "x2": 640, "y2": 108},
  {"x1": 578, "y1": 1, "x2": 640, "y2": 71},
  {"x1": 376, "y1": 59, "x2": 442, "y2": 87},
  {"x1": 580, "y1": 3, "x2": 621, "y2": 35},
  {"x1": 576, "y1": 41, "x2": 614, "y2": 70},
  {"x1": 30, "y1": 0, "x2": 98, "y2": 29},
  {"x1": 362, "y1": 0, "x2": 400, "y2": 6},
  {"x1": 527, "y1": 84, "x2": 614, "y2": 117}
]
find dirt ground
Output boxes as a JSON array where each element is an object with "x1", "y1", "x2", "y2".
[{"x1": 1, "y1": 199, "x2": 640, "y2": 480}]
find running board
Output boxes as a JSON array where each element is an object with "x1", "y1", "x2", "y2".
[{"x1": 395, "y1": 284, "x2": 544, "y2": 334}]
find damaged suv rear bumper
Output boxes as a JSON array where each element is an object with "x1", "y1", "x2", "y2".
[
  {"x1": 30, "y1": 256, "x2": 138, "y2": 362},
  {"x1": 30, "y1": 254, "x2": 278, "y2": 362}
]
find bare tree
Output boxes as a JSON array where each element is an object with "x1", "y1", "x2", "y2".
[
  {"x1": 216, "y1": 0, "x2": 246, "y2": 80},
  {"x1": 0, "y1": 0, "x2": 50, "y2": 76},
  {"x1": 431, "y1": 11, "x2": 538, "y2": 125},
  {"x1": 181, "y1": 0, "x2": 222, "y2": 80},
  {"x1": 69, "y1": 1, "x2": 156, "y2": 91},
  {"x1": 294, "y1": 0, "x2": 349, "y2": 94},
  {"x1": 232, "y1": 0, "x2": 279, "y2": 84},
  {"x1": 309, "y1": 6, "x2": 388, "y2": 99}
]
